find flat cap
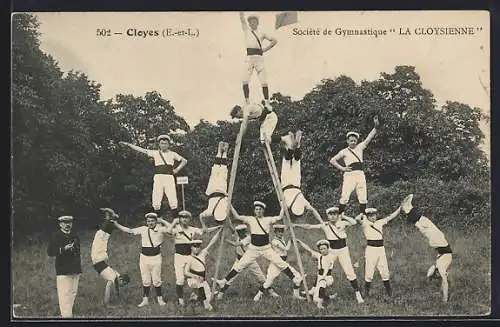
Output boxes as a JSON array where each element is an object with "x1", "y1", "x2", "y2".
[
  {"x1": 273, "y1": 224, "x2": 286, "y2": 230},
  {"x1": 157, "y1": 134, "x2": 172, "y2": 142},
  {"x1": 179, "y1": 210, "x2": 192, "y2": 218},
  {"x1": 190, "y1": 239, "x2": 203, "y2": 245},
  {"x1": 346, "y1": 131, "x2": 360, "y2": 139},
  {"x1": 365, "y1": 208, "x2": 378, "y2": 214},
  {"x1": 58, "y1": 215, "x2": 74, "y2": 222},
  {"x1": 326, "y1": 207, "x2": 340, "y2": 214},
  {"x1": 253, "y1": 201, "x2": 266, "y2": 209},
  {"x1": 144, "y1": 212, "x2": 158, "y2": 219}
]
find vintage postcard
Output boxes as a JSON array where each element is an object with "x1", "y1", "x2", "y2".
[{"x1": 11, "y1": 11, "x2": 491, "y2": 319}]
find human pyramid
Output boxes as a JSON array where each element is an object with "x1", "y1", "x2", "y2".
[{"x1": 48, "y1": 12, "x2": 454, "y2": 317}]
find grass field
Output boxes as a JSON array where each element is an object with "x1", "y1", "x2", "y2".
[{"x1": 11, "y1": 218, "x2": 491, "y2": 318}]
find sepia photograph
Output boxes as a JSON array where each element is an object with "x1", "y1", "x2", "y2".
[{"x1": 11, "y1": 10, "x2": 491, "y2": 319}]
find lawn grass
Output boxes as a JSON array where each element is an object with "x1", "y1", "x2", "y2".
[{"x1": 11, "y1": 219, "x2": 491, "y2": 318}]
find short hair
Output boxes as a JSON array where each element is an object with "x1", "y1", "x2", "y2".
[{"x1": 230, "y1": 105, "x2": 242, "y2": 119}]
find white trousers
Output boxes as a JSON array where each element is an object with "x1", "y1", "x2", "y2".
[
  {"x1": 263, "y1": 260, "x2": 300, "y2": 288},
  {"x1": 260, "y1": 111, "x2": 278, "y2": 143},
  {"x1": 174, "y1": 253, "x2": 191, "y2": 285},
  {"x1": 152, "y1": 174, "x2": 178, "y2": 211},
  {"x1": 139, "y1": 254, "x2": 162, "y2": 287},
  {"x1": 243, "y1": 55, "x2": 267, "y2": 85},
  {"x1": 330, "y1": 247, "x2": 357, "y2": 281},
  {"x1": 283, "y1": 188, "x2": 309, "y2": 217},
  {"x1": 233, "y1": 245, "x2": 289, "y2": 272},
  {"x1": 227, "y1": 259, "x2": 266, "y2": 285},
  {"x1": 56, "y1": 274, "x2": 80, "y2": 318},
  {"x1": 100, "y1": 267, "x2": 118, "y2": 282},
  {"x1": 202, "y1": 164, "x2": 228, "y2": 221},
  {"x1": 364, "y1": 246, "x2": 390, "y2": 282},
  {"x1": 340, "y1": 171, "x2": 367, "y2": 204}
]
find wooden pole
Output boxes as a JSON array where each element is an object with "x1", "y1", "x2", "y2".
[
  {"x1": 181, "y1": 184, "x2": 186, "y2": 211},
  {"x1": 262, "y1": 137, "x2": 311, "y2": 302},
  {"x1": 212, "y1": 115, "x2": 249, "y2": 291}
]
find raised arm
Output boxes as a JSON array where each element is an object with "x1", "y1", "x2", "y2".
[
  {"x1": 285, "y1": 239, "x2": 292, "y2": 251},
  {"x1": 119, "y1": 141, "x2": 152, "y2": 157},
  {"x1": 165, "y1": 218, "x2": 179, "y2": 234},
  {"x1": 341, "y1": 213, "x2": 358, "y2": 226},
  {"x1": 173, "y1": 154, "x2": 187, "y2": 175},
  {"x1": 308, "y1": 206, "x2": 325, "y2": 224},
  {"x1": 330, "y1": 152, "x2": 352, "y2": 173},
  {"x1": 230, "y1": 205, "x2": 247, "y2": 222},
  {"x1": 239, "y1": 12, "x2": 248, "y2": 30},
  {"x1": 360, "y1": 116, "x2": 379, "y2": 148},
  {"x1": 382, "y1": 206, "x2": 402, "y2": 224},
  {"x1": 112, "y1": 221, "x2": 136, "y2": 234}
]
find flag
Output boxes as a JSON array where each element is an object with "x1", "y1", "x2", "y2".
[{"x1": 275, "y1": 11, "x2": 298, "y2": 30}]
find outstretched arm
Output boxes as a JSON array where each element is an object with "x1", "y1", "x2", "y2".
[
  {"x1": 112, "y1": 221, "x2": 135, "y2": 234},
  {"x1": 119, "y1": 141, "x2": 152, "y2": 157},
  {"x1": 382, "y1": 206, "x2": 402, "y2": 224},
  {"x1": 341, "y1": 213, "x2": 358, "y2": 226},
  {"x1": 293, "y1": 223, "x2": 322, "y2": 230},
  {"x1": 308, "y1": 205, "x2": 325, "y2": 224},
  {"x1": 205, "y1": 229, "x2": 222, "y2": 252},
  {"x1": 230, "y1": 205, "x2": 249, "y2": 222},
  {"x1": 360, "y1": 116, "x2": 379, "y2": 148},
  {"x1": 296, "y1": 239, "x2": 315, "y2": 256}
]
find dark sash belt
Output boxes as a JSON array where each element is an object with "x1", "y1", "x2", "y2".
[
  {"x1": 280, "y1": 255, "x2": 288, "y2": 261},
  {"x1": 367, "y1": 239, "x2": 384, "y2": 247},
  {"x1": 142, "y1": 247, "x2": 161, "y2": 256},
  {"x1": 93, "y1": 260, "x2": 109, "y2": 274},
  {"x1": 251, "y1": 234, "x2": 270, "y2": 246},
  {"x1": 349, "y1": 162, "x2": 364, "y2": 171},
  {"x1": 436, "y1": 245, "x2": 453, "y2": 255},
  {"x1": 247, "y1": 48, "x2": 263, "y2": 56},
  {"x1": 189, "y1": 268, "x2": 206, "y2": 279},
  {"x1": 329, "y1": 239, "x2": 347, "y2": 249},
  {"x1": 175, "y1": 243, "x2": 192, "y2": 255},
  {"x1": 155, "y1": 164, "x2": 174, "y2": 175},
  {"x1": 282, "y1": 185, "x2": 300, "y2": 191},
  {"x1": 318, "y1": 269, "x2": 333, "y2": 276}
]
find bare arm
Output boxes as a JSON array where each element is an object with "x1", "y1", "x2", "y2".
[
  {"x1": 230, "y1": 205, "x2": 248, "y2": 222},
  {"x1": 112, "y1": 221, "x2": 136, "y2": 234},
  {"x1": 165, "y1": 218, "x2": 179, "y2": 234},
  {"x1": 296, "y1": 239, "x2": 315, "y2": 256},
  {"x1": 206, "y1": 225, "x2": 223, "y2": 233},
  {"x1": 285, "y1": 239, "x2": 292, "y2": 251},
  {"x1": 119, "y1": 141, "x2": 152, "y2": 157},
  {"x1": 341, "y1": 213, "x2": 358, "y2": 226},
  {"x1": 204, "y1": 229, "x2": 222, "y2": 252},
  {"x1": 309, "y1": 206, "x2": 325, "y2": 224},
  {"x1": 330, "y1": 152, "x2": 351, "y2": 173},
  {"x1": 359, "y1": 116, "x2": 379, "y2": 148},
  {"x1": 382, "y1": 206, "x2": 402, "y2": 224}
]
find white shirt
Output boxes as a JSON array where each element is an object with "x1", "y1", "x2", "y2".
[
  {"x1": 171, "y1": 225, "x2": 202, "y2": 244},
  {"x1": 145, "y1": 149, "x2": 183, "y2": 167},
  {"x1": 91, "y1": 230, "x2": 110, "y2": 263},
  {"x1": 415, "y1": 216, "x2": 449, "y2": 248},
  {"x1": 271, "y1": 238, "x2": 288, "y2": 257},
  {"x1": 236, "y1": 235, "x2": 251, "y2": 257},
  {"x1": 311, "y1": 251, "x2": 335, "y2": 274},
  {"x1": 238, "y1": 215, "x2": 282, "y2": 235},
  {"x1": 320, "y1": 220, "x2": 351, "y2": 240},
  {"x1": 131, "y1": 225, "x2": 169, "y2": 248},
  {"x1": 333, "y1": 142, "x2": 367, "y2": 166},
  {"x1": 361, "y1": 218, "x2": 389, "y2": 241}
]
